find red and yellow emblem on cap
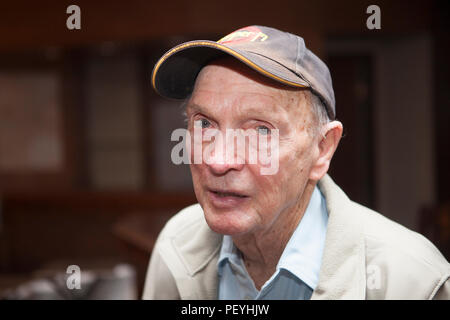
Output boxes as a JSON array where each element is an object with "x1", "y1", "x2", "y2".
[{"x1": 218, "y1": 26, "x2": 268, "y2": 44}]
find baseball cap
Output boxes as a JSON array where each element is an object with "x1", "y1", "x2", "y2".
[{"x1": 151, "y1": 25, "x2": 336, "y2": 119}]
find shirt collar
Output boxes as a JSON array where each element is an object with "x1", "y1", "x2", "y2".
[
  {"x1": 217, "y1": 234, "x2": 240, "y2": 276},
  {"x1": 217, "y1": 185, "x2": 328, "y2": 290}
]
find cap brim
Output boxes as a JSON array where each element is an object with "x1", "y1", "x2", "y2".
[{"x1": 152, "y1": 40, "x2": 309, "y2": 99}]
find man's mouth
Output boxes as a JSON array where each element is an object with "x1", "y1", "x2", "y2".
[
  {"x1": 211, "y1": 190, "x2": 248, "y2": 198},
  {"x1": 207, "y1": 188, "x2": 250, "y2": 208},
  {"x1": 207, "y1": 188, "x2": 250, "y2": 209}
]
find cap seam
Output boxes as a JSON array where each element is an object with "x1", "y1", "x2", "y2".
[{"x1": 243, "y1": 49, "x2": 311, "y2": 86}]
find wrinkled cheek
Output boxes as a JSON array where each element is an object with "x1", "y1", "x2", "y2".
[
  {"x1": 258, "y1": 154, "x2": 302, "y2": 209},
  {"x1": 251, "y1": 169, "x2": 286, "y2": 214}
]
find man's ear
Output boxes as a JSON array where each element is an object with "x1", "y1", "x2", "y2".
[{"x1": 309, "y1": 121, "x2": 343, "y2": 181}]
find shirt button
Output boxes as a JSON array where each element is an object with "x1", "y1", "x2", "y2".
[{"x1": 244, "y1": 295, "x2": 252, "y2": 300}]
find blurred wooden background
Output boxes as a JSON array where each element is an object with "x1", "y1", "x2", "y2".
[{"x1": 0, "y1": 0, "x2": 448, "y2": 298}]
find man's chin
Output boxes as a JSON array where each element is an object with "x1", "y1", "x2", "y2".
[
  {"x1": 207, "y1": 224, "x2": 244, "y2": 236},
  {"x1": 203, "y1": 210, "x2": 251, "y2": 236}
]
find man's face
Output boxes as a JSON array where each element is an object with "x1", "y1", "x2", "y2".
[{"x1": 186, "y1": 58, "x2": 320, "y2": 236}]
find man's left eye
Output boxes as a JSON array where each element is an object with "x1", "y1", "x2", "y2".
[
  {"x1": 194, "y1": 119, "x2": 211, "y2": 128},
  {"x1": 257, "y1": 125, "x2": 271, "y2": 135}
]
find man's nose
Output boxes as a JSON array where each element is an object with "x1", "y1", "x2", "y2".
[{"x1": 204, "y1": 138, "x2": 245, "y2": 175}]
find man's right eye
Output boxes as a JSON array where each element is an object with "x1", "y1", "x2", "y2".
[{"x1": 194, "y1": 119, "x2": 211, "y2": 128}]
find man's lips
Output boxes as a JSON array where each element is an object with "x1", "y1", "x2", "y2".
[
  {"x1": 208, "y1": 188, "x2": 249, "y2": 198},
  {"x1": 206, "y1": 188, "x2": 250, "y2": 208}
]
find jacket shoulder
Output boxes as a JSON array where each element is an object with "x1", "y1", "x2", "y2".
[
  {"x1": 142, "y1": 204, "x2": 204, "y2": 299},
  {"x1": 356, "y1": 201, "x2": 448, "y2": 271},
  {"x1": 157, "y1": 203, "x2": 206, "y2": 240},
  {"x1": 353, "y1": 202, "x2": 450, "y2": 299},
  {"x1": 145, "y1": 203, "x2": 221, "y2": 299}
]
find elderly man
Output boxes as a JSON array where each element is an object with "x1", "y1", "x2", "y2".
[{"x1": 143, "y1": 26, "x2": 450, "y2": 299}]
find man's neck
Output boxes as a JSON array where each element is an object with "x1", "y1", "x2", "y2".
[{"x1": 231, "y1": 180, "x2": 317, "y2": 290}]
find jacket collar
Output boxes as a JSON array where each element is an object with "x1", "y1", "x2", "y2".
[{"x1": 312, "y1": 174, "x2": 366, "y2": 299}]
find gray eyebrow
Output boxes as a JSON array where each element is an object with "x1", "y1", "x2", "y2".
[{"x1": 185, "y1": 103, "x2": 204, "y2": 113}]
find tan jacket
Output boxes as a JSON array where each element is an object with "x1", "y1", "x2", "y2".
[{"x1": 142, "y1": 175, "x2": 450, "y2": 299}]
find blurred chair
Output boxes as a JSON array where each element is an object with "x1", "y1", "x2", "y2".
[{"x1": 0, "y1": 263, "x2": 137, "y2": 300}]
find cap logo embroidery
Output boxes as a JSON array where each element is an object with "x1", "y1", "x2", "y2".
[{"x1": 218, "y1": 26, "x2": 268, "y2": 44}]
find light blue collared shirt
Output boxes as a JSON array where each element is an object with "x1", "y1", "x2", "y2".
[{"x1": 217, "y1": 186, "x2": 328, "y2": 300}]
